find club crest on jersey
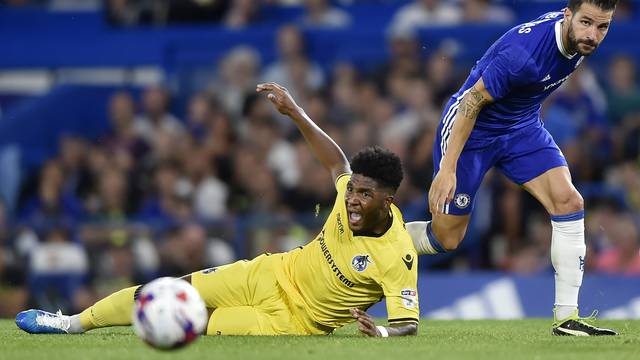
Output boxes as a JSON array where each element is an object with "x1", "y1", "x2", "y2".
[
  {"x1": 352, "y1": 255, "x2": 373, "y2": 272},
  {"x1": 454, "y1": 193, "x2": 471, "y2": 209}
]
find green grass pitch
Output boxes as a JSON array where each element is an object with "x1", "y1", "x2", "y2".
[{"x1": 2, "y1": 319, "x2": 639, "y2": 360}]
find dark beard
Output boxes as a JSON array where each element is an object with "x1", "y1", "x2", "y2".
[
  {"x1": 566, "y1": 21, "x2": 580, "y2": 55},
  {"x1": 567, "y1": 20, "x2": 597, "y2": 56}
]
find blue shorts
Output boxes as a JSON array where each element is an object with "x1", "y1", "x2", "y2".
[{"x1": 433, "y1": 100, "x2": 567, "y2": 215}]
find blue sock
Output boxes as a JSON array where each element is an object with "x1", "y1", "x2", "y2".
[
  {"x1": 550, "y1": 210, "x2": 585, "y2": 222},
  {"x1": 426, "y1": 221, "x2": 448, "y2": 254}
]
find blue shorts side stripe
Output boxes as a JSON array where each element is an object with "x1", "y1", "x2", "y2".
[
  {"x1": 440, "y1": 89, "x2": 471, "y2": 160},
  {"x1": 441, "y1": 104, "x2": 460, "y2": 158}
]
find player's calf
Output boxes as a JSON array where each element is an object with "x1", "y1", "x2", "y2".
[
  {"x1": 407, "y1": 220, "x2": 463, "y2": 254},
  {"x1": 407, "y1": 214, "x2": 469, "y2": 254}
]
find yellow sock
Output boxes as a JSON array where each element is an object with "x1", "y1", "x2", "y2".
[{"x1": 79, "y1": 286, "x2": 139, "y2": 330}]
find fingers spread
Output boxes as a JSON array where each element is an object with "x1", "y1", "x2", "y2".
[
  {"x1": 353, "y1": 310, "x2": 375, "y2": 328},
  {"x1": 352, "y1": 309, "x2": 379, "y2": 337},
  {"x1": 428, "y1": 191, "x2": 437, "y2": 214},
  {"x1": 358, "y1": 323, "x2": 374, "y2": 336},
  {"x1": 432, "y1": 192, "x2": 443, "y2": 215},
  {"x1": 350, "y1": 308, "x2": 358, "y2": 318},
  {"x1": 256, "y1": 83, "x2": 272, "y2": 92},
  {"x1": 271, "y1": 82, "x2": 285, "y2": 91},
  {"x1": 444, "y1": 185, "x2": 456, "y2": 210},
  {"x1": 360, "y1": 317, "x2": 375, "y2": 330}
]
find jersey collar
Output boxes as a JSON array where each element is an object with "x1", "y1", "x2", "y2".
[{"x1": 555, "y1": 19, "x2": 577, "y2": 59}]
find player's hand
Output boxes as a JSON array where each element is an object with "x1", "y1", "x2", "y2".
[
  {"x1": 429, "y1": 169, "x2": 456, "y2": 215},
  {"x1": 350, "y1": 308, "x2": 380, "y2": 337},
  {"x1": 256, "y1": 82, "x2": 300, "y2": 117}
]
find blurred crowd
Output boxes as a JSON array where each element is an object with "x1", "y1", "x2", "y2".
[
  {"x1": 102, "y1": 0, "x2": 521, "y2": 27},
  {"x1": 3, "y1": 0, "x2": 636, "y2": 26},
  {"x1": 1, "y1": 0, "x2": 639, "y2": 317}
]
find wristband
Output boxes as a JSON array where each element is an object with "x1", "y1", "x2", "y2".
[{"x1": 376, "y1": 325, "x2": 389, "y2": 338}]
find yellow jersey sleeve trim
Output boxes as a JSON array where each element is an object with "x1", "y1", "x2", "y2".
[
  {"x1": 388, "y1": 317, "x2": 419, "y2": 324},
  {"x1": 334, "y1": 172, "x2": 351, "y2": 191}
]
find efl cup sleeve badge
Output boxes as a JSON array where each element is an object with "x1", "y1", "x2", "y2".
[
  {"x1": 351, "y1": 255, "x2": 373, "y2": 272},
  {"x1": 400, "y1": 289, "x2": 418, "y2": 309},
  {"x1": 454, "y1": 193, "x2": 471, "y2": 209}
]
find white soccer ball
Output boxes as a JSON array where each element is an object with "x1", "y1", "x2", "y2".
[{"x1": 132, "y1": 277, "x2": 208, "y2": 350}]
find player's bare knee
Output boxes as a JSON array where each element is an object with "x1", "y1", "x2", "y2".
[{"x1": 552, "y1": 190, "x2": 584, "y2": 215}]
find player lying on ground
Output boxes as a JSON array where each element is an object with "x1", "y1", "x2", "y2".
[
  {"x1": 16, "y1": 82, "x2": 419, "y2": 337},
  {"x1": 406, "y1": 0, "x2": 618, "y2": 336}
]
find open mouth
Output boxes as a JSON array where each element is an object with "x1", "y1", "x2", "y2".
[{"x1": 348, "y1": 211, "x2": 363, "y2": 226}]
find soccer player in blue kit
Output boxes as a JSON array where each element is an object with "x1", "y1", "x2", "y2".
[{"x1": 407, "y1": 0, "x2": 618, "y2": 335}]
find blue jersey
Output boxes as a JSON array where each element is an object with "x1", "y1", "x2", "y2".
[{"x1": 448, "y1": 12, "x2": 584, "y2": 140}]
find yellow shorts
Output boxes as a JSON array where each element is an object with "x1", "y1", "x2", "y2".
[{"x1": 191, "y1": 254, "x2": 311, "y2": 336}]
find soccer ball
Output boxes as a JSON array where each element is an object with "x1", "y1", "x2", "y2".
[{"x1": 132, "y1": 277, "x2": 208, "y2": 350}]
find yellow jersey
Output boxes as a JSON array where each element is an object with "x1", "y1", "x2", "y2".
[{"x1": 275, "y1": 174, "x2": 419, "y2": 330}]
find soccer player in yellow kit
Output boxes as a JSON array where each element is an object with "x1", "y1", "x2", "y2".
[{"x1": 16, "y1": 82, "x2": 418, "y2": 337}]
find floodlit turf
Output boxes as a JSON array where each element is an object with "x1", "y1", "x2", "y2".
[{"x1": 2, "y1": 319, "x2": 639, "y2": 360}]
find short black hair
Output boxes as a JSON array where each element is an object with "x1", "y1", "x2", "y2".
[
  {"x1": 568, "y1": 0, "x2": 618, "y2": 11},
  {"x1": 350, "y1": 146, "x2": 403, "y2": 191}
]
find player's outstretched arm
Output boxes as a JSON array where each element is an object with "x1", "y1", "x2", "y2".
[
  {"x1": 350, "y1": 308, "x2": 417, "y2": 337},
  {"x1": 429, "y1": 78, "x2": 493, "y2": 214},
  {"x1": 256, "y1": 82, "x2": 350, "y2": 183}
]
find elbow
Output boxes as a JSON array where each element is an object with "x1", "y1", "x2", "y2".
[
  {"x1": 331, "y1": 163, "x2": 351, "y2": 180},
  {"x1": 388, "y1": 322, "x2": 418, "y2": 336},
  {"x1": 395, "y1": 323, "x2": 418, "y2": 336},
  {"x1": 406, "y1": 323, "x2": 418, "y2": 336}
]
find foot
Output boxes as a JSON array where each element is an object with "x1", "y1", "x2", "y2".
[
  {"x1": 552, "y1": 309, "x2": 617, "y2": 336},
  {"x1": 15, "y1": 309, "x2": 70, "y2": 334}
]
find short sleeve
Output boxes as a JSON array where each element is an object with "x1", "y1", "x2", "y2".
[
  {"x1": 481, "y1": 44, "x2": 537, "y2": 100},
  {"x1": 379, "y1": 250, "x2": 419, "y2": 324},
  {"x1": 328, "y1": 173, "x2": 351, "y2": 215},
  {"x1": 335, "y1": 173, "x2": 351, "y2": 192}
]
